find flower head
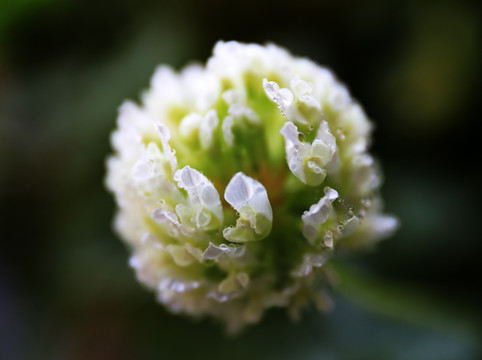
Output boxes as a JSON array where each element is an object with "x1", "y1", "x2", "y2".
[{"x1": 106, "y1": 41, "x2": 398, "y2": 332}]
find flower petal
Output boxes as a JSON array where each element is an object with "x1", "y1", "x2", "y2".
[
  {"x1": 302, "y1": 187, "x2": 339, "y2": 244},
  {"x1": 174, "y1": 166, "x2": 223, "y2": 230},
  {"x1": 223, "y1": 172, "x2": 273, "y2": 242},
  {"x1": 280, "y1": 121, "x2": 337, "y2": 186}
]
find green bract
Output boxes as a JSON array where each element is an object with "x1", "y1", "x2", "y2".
[{"x1": 106, "y1": 41, "x2": 398, "y2": 332}]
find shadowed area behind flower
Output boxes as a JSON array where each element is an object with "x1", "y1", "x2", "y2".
[{"x1": 0, "y1": 0, "x2": 480, "y2": 359}]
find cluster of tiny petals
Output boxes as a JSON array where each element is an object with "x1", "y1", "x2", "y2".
[{"x1": 106, "y1": 41, "x2": 398, "y2": 332}]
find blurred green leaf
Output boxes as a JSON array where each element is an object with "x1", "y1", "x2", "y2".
[{"x1": 333, "y1": 260, "x2": 481, "y2": 347}]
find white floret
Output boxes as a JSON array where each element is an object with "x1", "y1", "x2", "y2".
[
  {"x1": 174, "y1": 166, "x2": 223, "y2": 230},
  {"x1": 179, "y1": 109, "x2": 219, "y2": 149},
  {"x1": 280, "y1": 121, "x2": 337, "y2": 186},
  {"x1": 223, "y1": 172, "x2": 273, "y2": 242},
  {"x1": 302, "y1": 187, "x2": 339, "y2": 243}
]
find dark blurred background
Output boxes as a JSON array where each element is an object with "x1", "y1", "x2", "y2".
[{"x1": 1, "y1": 0, "x2": 481, "y2": 359}]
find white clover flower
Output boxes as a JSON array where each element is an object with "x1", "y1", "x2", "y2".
[{"x1": 105, "y1": 41, "x2": 398, "y2": 332}]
